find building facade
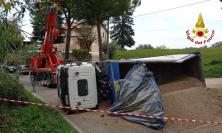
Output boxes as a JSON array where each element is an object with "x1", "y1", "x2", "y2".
[{"x1": 54, "y1": 23, "x2": 108, "y2": 60}]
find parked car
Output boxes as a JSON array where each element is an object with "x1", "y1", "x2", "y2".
[
  {"x1": 18, "y1": 65, "x2": 29, "y2": 75},
  {"x1": 6, "y1": 66, "x2": 17, "y2": 73}
]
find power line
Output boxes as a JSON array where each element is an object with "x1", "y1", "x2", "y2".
[
  {"x1": 135, "y1": 27, "x2": 185, "y2": 32},
  {"x1": 133, "y1": 0, "x2": 213, "y2": 17},
  {"x1": 134, "y1": 19, "x2": 222, "y2": 33}
]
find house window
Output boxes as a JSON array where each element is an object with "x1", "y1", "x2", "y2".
[{"x1": 77, "y1": 79, "x2": 88, "y2": 96}]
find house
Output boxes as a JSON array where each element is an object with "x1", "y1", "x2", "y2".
[{"x1": 54, "y1": 22, "x2": 108, "y2": 60}]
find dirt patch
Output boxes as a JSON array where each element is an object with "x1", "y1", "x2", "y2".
[
  {"x1": 159, "y1": 76, "x2": 204, "y2": 94},
  {"x1": 159, "y1": 76, "x2": 222, "y2": 132},
  {"x1": 96, "y1": 76, "x2": 222, "y2": 132}
]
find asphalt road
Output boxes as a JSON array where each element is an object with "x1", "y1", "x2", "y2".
[{"x1": 19, "y1": 76, "x2": 222, "y2": 133}]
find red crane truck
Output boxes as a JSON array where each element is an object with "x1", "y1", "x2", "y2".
[{"x1": 29, "y1": 5, "x2": 63, "y2": 88}]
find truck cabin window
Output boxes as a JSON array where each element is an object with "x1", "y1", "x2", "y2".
[{"x1": 77, "y1": 79, "x2": 88, "y2": 96}]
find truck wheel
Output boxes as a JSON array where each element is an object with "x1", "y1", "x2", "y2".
[
  {"x1": 96, "y1": 68, "x2": 111, "y2": 103},
  {"x1": 93, "y1": 104, "x2": 99, "y2": 109},
  {"x1": 46, "y1": 74, "x2": 56, "y2": 88},
  {"x1": 65, "y1": 109, "x2": 72, "y2": 115}
]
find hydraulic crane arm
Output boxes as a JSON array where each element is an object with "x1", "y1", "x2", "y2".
[{"x1": 41, "y1": 6, "x2": 59, "y2": 56}]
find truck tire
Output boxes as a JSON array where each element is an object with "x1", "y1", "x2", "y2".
[{"x1": 96, "y1": 66, "x2": 111, "y2": 103}]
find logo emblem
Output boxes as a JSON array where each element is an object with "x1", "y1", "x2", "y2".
[{"x1": 186, "y1": 13, "x2": 214, "y2": 45}]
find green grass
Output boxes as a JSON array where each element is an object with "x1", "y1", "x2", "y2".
[
  {"x1": 113, "y1": 47, "x2": 222, "y2": 77},
  {"x1": 0, "y1": 83, "x2": 78, "y2": 133}
]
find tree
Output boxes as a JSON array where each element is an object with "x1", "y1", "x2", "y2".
[
  {"x1": 0, "y1": 1, "x2": 26, "y2": 20},
  {"x1": 26, "y1": 0, "x2": 83, "y2": 60},
  {"x1": 76, "y1": 0, "x2": 130, "y2": 60},
  {"x1": 156, "y1": 45, "x2": 167, "y2": 49},
  {"x1": 30, "y1": 6, "x2": 63, "y2": 43},
  {"x1": 136, "y1": 44, "x2": 154, "y2": 49},
  {"x1": 75, "y1": 27, "x2": 97, "y2": 51},
  {"x1": 110, "y1": 12, "x2": 135, "y2": 49},
  {"x1": 30, "y1": 8, "x2": 46, "y2": 42},
  {"x1": 0, "y1": 21, "x2": 24, "y2": 62},
  {"x1": 211, "y1": 41, "x2": 222, "y2": 47},
  {"x1": 110, "y1": 0, "x2": 141, "y2": 49},
  {"x1": 61, "y1": 0, "x2": 82, "y2": 60},
  {"x1": 0, "y1": 1, "x2": 32, "y2": 64},
  {"x1": 102, "y1": 41, "x2": 118, "y2": 59}
]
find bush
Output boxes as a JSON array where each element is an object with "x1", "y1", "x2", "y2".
[
  {"x1": 103, "y1": 41, "x2": 118, "y2": 59},
  {"x1": 4, "y1": 45, "x2": 38, "y2": 66},
  {"x1": 71, "y1": 49, "x2": 92, "y2": 61},
  {"x1": 136, "y1": 44, "x2": 154, "y2": 49},
  {"x1": 0, "y1": 72, "x2": 29, "y2": 101},
  {"x1": 209, "y1": 59, "x2": 222, "y2": 65},
  {"x1": 0, "y1": 22, "x2": 23, "y2": 62}
]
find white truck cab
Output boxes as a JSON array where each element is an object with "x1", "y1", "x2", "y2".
[{"x1": 57, "y1": 62, "x2": 98, "y2": 110}]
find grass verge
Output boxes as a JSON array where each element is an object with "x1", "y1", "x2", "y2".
[{"x1": 0, "y1": 72, "x2": 78, "y2": 133}]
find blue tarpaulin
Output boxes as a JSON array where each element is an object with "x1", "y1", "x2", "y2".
[{"x1": 109, "y1": 63, "x2": 165, "y2": 129}]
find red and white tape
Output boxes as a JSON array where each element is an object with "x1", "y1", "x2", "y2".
[{"x1": 0, "y1": 97, "x2": 222, "y2": 125}]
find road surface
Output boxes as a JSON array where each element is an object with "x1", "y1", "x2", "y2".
[{"x1": 19, "y1": 76, "x2": 222, "y2": 133}]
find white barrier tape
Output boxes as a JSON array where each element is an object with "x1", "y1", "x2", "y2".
[{"x1": 1, "y1": 97, "x2": 222, "y2": 125}]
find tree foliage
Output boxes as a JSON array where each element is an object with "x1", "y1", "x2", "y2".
[
  {"x1": 156, "y1": 45, "x2": 167, "y2": 49},
  {"x1": 0, "y1": 0, "x2": 26, "y2": 22},
  {"x1": 110, "y1": 0, "x2": 141, "y2": 49},
  {"x1": 60, "y1": 0, "x2": 83, "y2": 60},
  {"x1": 30, "y1": 5, "x2": 63, "y2": 43},
  {"x1": 30, "y1": 7, "x2": 46, "y2": 42},
  {"x1": 75, "y1": 27, "x2": 97, "y2": 51},
  {"x1": 110, "y1": 12, "x2": 135, "y2": 49},
  {"x1": 4, "y1": 43, "x2": 38, "y2": 66},
  {"x1": 75, "y1": 0, "x2": 130, "y2": 60},
  {"x1": 136, "y1": 44, "x2": 154, "y2": 49},
  {"x1": 102, "y1": 41, "x2": 118, "y2": 59},
  {"x1": 26, "y1": 0, "x2": 134, "y2": 61},
  {"x1": 0, "y1": 22, "x2": 24, "y2": 62},
  {"x1": 26, "y1": 0, "x2": 79, "y2": 60},
  {"x1": 211, "y1": 41, "x2": 222, "y2": 47},
  {"x1": 71, "y1": 49, "x2": 92, "y2": 61}
]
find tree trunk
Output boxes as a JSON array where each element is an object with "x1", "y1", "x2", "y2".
[
  {"x1": 106, "y1": 18, "x2": 110, "y2": 59},
  {"x1": 65, "y1": 24, "x2": 71, "y2": 60},
  {"x1": 96, "y1": 16, "x2": 102, "y2": 61}
]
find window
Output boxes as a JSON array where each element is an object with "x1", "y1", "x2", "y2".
[{"x1": 77, "y1": 79, "x2": 88, "y2": 96}]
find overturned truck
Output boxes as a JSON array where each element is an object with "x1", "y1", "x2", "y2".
[
  {"x1": 57, "y1": 52, "x2": 205, "y2": 129},
  {"x1": 106, "y1": 52, "x2": 205, "y2": 102}
]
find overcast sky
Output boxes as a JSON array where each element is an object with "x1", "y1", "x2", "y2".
[
  {"x1": 21, "y1": 0, "x2": 222, "y2": 49},
  {"x1": 132, "y1": 0, "x2": 222, "y2": 49}
]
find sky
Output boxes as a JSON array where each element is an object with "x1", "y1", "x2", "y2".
[
  {"x1": 21, "y1": 0, "x2": 222, "y2": 49},
  {"x1": 132, "y1": 0, "x2": 222, "y2": 49}
]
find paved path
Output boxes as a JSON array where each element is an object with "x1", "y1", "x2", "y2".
[
  {"x1": 19, "y1": 76, "x2": 222, "y2": 133},
  {"x1": 206, "y1": 78, "x2": 222, "y2": 89}
]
